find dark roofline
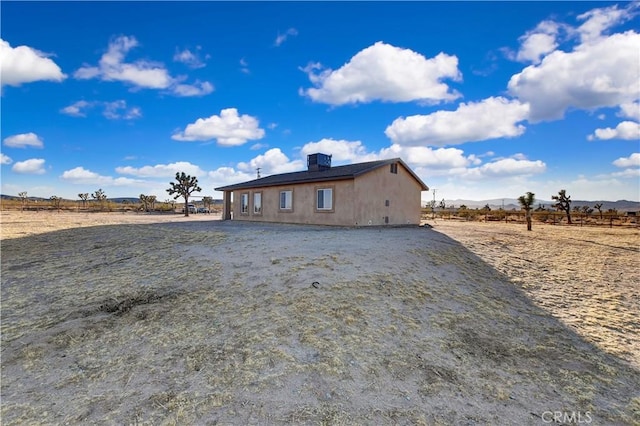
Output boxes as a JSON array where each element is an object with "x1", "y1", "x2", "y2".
[{"x1": 215, "y1": 158, "x2": 428, "y2": 191}]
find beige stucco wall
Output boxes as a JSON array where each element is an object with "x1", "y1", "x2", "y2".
[
  {"x1": 353, "y1": 163, "x2": 423, "y2": 226},
  {"x1": 230, "y1": 163, "x2": 424, "y2": 226}
]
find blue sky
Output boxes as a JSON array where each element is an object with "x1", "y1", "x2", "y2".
[{"x1": 1, "y1": 1, "x2": 639, "y2": 203}]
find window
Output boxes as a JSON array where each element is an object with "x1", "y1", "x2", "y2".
[
  {"x1": 316, "y1": 188, "x2": 333, "y2": 211},
  {"x1": 279, "y1": 190, "x2": 292, "y2": 210},
  {"x1": 390, "y1": 163, "x2": 398, "y2": 174},
  {"x1": 240, "y1": 193, "x2": 249, "y2": 214},
  {"x1": 253, "y1": 192, "x2": 262, "y2": 215}
]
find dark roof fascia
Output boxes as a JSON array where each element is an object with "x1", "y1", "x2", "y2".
[{"x1": 215, "y1": 158, "x2": 428, "y2": 191}]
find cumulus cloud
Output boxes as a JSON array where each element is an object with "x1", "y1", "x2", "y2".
[
  {"x1": 378, "y1": 144, "x2": 479, "y2": 170},
  {"x1": 60, "y1": 166, "x2": 142, "y2": 186},
  {"x1": 74, "y1": 35, "x2": 213, "y2": 97},
  {"x1": 0, "y1": 39, "x2": 66, "y2": 87},
  {"x1": 300, "y1": 139, "x2": 373, "y2": 163},
  {"x1": 172, "y1": 108, "x2": 265, "y2": 146},
  {"x1": 173, "y1": 47, "x2": 207, "y2": 69},
  {"x1": 12, "y1": 158, "x2": 46, "y2": 174},
  {"x1": 3, "y1": 132, "x2": 44, "y2": 148},
  {"x1": 576, "y1": 3, "x2": 634, "y2": 44},
  {"x1": 274, "y1": 28, "x2": 298, "y2": 47},
  {"x1": 385, "y1": 97, "x2": 530, "y2": 147},
  {"x1": 458, "y1": 156, "x2": 546, "y2": 181},
  {"x1": 613, "y1": 153, "x2": 640, "y2": 168},
  {"x1": 1, "y1": 153, "x2": 13, "y2": 164},
  {"x1": 209, "y1": 166, "x2": 254, "y2": 186},
  {"x1": 514, "y1": 21, "x2": 561, "y2": 64},
  {"x1": 116, "y1": 161, "x2": 204, "y2": 178},
  {"x1": 301, "y1": 41, "x2": 462, "y2": 105},
  {"x1": 237, "y1": 148, "x2": 304, "y2": 175},
  {"x1": 508, "y1": 30, "x2": 640, "y2": 122},
  {"x1": 588, "y1": 121, "x2": 640, "y2": 141},
  {"x1": 618, "y1": 102, "x2": 640, "y2": 121},
  {"x1": 172, "y1": 80, "x2": 214, "y2": 97}
]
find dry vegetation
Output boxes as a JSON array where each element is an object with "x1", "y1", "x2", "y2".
[{"x1": 1, "y1": 211, "x2": 639, "y2": 425}]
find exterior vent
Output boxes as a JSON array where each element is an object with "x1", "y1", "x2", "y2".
[{"x1": 307, "y1": 153, "x2": 332, "y2": 172}]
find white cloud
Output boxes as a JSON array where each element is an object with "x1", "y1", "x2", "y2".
[
  {"x1": 378, "y1": 144, "x2": 478, "y2": 170},
  {"x1": 0, "y1": 39, "x2": 66, "y2": 86},
  {"x1": 171, "y1": 80, "x2": 214, "y2": 97},
  {"x1": 237, "y1": 148, "x2": 304, "y2": 175},
  {"x1": 60, "y1": 99, "x2": 141, "y2": 119},
  {"x1": 508, "y1": 30, "x2": 640, "y2": 122},
  {"x1": 103, "y1": 100, "x2": 142, "y2": 120},
  {"x1": 3, "y1": 132, "x2": 44, "y2": 148},
  {"x1": 1, "y1": 153, "x2": 13, "y2": 164},
  {"x1": 300, "y1": 138, "x2": 373, "y2": 163},
  {"x1": 385, "y1": 97, "x2": 529, "y2": 147},
  {"x1": 60, "y1": 166, "x2": 142, "y2": 186},
  {"x1": 618, "y1": 102, "x2": 640, "y2": 121},
  {"x1": 613, "y1": 153, "x2": 640, "y2": 168},
  {"x1": 208, "y1": 167, "x2": 254, "y2": 186},
  {"x1": 173, "y1": 48, "x2": 206, "y2": 68},
  {"x1": 301, "y1": 41, "x2": 462, "y2": 105},
  {"x1": 588, "y1": 121, "x2": 640, "y2": 141},
  {"x1": 12, "y1": 158, "x2": 46, "y2": 174},
  {"x1": 60, "y1": 100, "x2": 93, "y2": 117},
  {"x1": 116, "y1": 161, "x2": 205, "y2": 178},
  {"x1": 240, "y1": 58, "x2": 250, "y2": 74},
  {"x1": 515, "y1": 21, "x2": 561, "y2": 64},
  {"x1": 74, "y1": 35, "x2": 213, "y2": 97},
  {"x1": 172, "y1": 108, "x2": 265, "y2": 146},
  {"x1": 576, "y1": 3, "x2": 634, "y2": 44},
  {"x1": 452, "y1": 156, "x2": 546, "y2": 181},
  {"x1": 274, "y1": 28, "x2": 298, "y2": 47}
]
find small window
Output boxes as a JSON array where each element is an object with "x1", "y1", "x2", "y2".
[
  {"x1": 280, "y1": 190, "x2": 292, "y2": 210},
  {"x1": 390, "y1": 163, "x2": 398, "y2": 174},
  {"x1": 253, "y1": 192, "x2": 262, "y2": 215},
  {"x1": 385, "y1": 199, "x2": 390, "y2": 207},
  {"x1": 317, "y1": 188, "x2": 333, "y2": 211},
  {"x1": 240, "y1": 193, "x2": 249, "y2": 214}
]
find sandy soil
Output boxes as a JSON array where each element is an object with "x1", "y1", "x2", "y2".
[{"x1": 1, "y1": 211, "x2": 639, "y2": 425}]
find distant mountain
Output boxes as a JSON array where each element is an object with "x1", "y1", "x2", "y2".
[{"x1": 421, "y1": 198, "x2": 640, "y2": 212}]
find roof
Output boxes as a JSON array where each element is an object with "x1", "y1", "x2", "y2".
[{"x1": 215, "y1": 158, "x2": 428, "y2": 191}]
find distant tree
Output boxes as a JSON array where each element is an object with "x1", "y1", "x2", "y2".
[
  {"x1": 165, "y1": 198, "x2": 176, "y2": 211},
  {"x1": 552, "y1": 189, "x2": 572, "y2": 224},
  {"x1": 91, "y1": 189, "x2": 107, "y2": 211},
  {"x1": 518, "y1": 191, "x2": 535, "y2": 231},
  {"x1": 582, "y1": 205, "x2": 593, "y2": 216},
  {"x1": 483, "y1": 204, "x2": 491, "y2": 211},
  {"x1": 50, "y1": 195, "x2": 62, "y2": 212},
  {"x1": 203, "y1": 196, "x2": 213, "y2": 212},
  {"x1": 78, "y1": 193, "x2": 89, "y2": 208},
  {"x1": 438, "y1": 199, "x2": 446, "y2": 210},
  {"x1": 148, "y1": 195, "x2": 156, "y2": 211},
  {"x1": 140, "y1": 194, "x2": 150, "y2": 212},
  {"x1": 594, "y1": 203, "x2": 603, "y2": 220},
  {"x1": 167, "y1": 172, "x2": 201, "y2": 217},
  {"x1": 18, "y1": 191, "x2": 28, "y2": 211}
]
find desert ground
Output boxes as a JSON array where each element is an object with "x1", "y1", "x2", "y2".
[{"x1": 1, "y1": 211, "x2": 639, "y2": 425}]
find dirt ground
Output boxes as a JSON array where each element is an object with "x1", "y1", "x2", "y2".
[{"x1": 1, "y1": 211, "x2": 639, "y2": 425}]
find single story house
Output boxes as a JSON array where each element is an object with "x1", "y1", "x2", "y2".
[{"x1": 215, "y1": 153, "x2": 428, "y2": 226}]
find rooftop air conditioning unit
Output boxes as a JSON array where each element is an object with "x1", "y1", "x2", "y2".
[{"x1": 307, "y1": 153, "x2": 332, "y2": 172}]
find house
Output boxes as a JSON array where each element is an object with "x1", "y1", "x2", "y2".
[{"x1": 215, "y1": 153, "x2": 429, "y2": 226}]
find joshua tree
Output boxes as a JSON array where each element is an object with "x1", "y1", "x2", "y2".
[
  {"x1": 518, "y1": 191, "x2": 535, "y2": 231},
  {"x1": 594, "y1": 203, "x2": 603, "y2": 220},
  {"x1": 78, "y1": 193, "x2": 89, "y2": 208},
  {"x1": 140, "y1": 194, "x2": 150, "y2": 212},
  {"x1": 552, "y1": 189, "x2": 572, "y2": 224},
  {"x1": 18, "y1": 191, "x2": 28, "y2": 211},
  {"x1": 203, "y1": 196, "x2": 213, "y2": 212},
  {"x1": 581, "y1": 205, "x2": 593, "y2": 216},
  {"x1": 167, "y1": 172, "x2": 201, "y2": 217},
  {"x1": 50, "y1": 195, "x2": 62, "y2": 212}
]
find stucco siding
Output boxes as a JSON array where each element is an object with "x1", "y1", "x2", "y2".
[
  {"x1": 353, "y1": 163, "x2": 423, "y2": 225},
  {"x1": 231, "y1": 179, "x2": 356, "y2": 225}
]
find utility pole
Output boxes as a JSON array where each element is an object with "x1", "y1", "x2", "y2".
[{"x1": 432, "y1": 188, "x2": 437, "y2": 220}]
